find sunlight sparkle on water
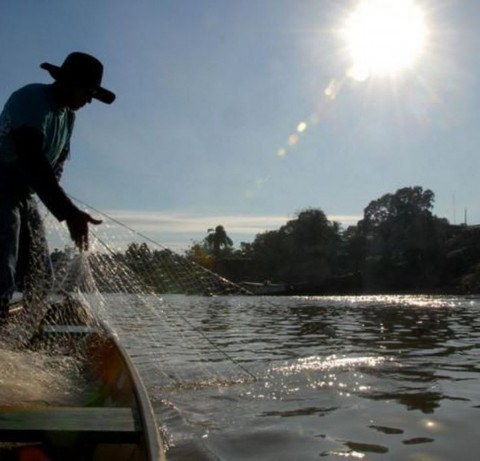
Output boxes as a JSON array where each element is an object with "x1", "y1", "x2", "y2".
[
  {"x1": 422, "y1": 418, "x2": 445, "y2": 432},
  {"x1": 275, "y1": 355, "x2": 386, "y2": 376},
  {"x1": 326, "y1": 451, "x2": 365, "y2": 459},
  {"x1": 309, "y1": 294, "x2": 460, "y2": 309}
]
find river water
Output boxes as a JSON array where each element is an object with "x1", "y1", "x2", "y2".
[{"x1": 97, "y1": 294, "x2": 480, "y2": 461}]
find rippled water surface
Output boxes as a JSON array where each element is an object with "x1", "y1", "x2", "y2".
[{"x1": 103, "y1": 294, "x2": 480, "y2": 460}]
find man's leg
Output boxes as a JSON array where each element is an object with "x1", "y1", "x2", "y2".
[
  {"x1": 19, "y1": 199, "x2": 51, "y2": 306},
  {"x1": 0, "y1": 195, "x2": 21, "y2": 319},
  {"x1": 0, "y1": 298, "x2": 9, "y2": 320}
]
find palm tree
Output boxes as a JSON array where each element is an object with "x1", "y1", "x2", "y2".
[{"x1": 205, "y1": 225, "x2": 233, "y2": 257}]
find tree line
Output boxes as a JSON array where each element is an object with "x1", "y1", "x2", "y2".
[
  {"x1": 186, "y1": 186, "x2": 480, "y2": 294},
  {"x1": 50, "y1": 185, "x2": 480, "y2": 295}
]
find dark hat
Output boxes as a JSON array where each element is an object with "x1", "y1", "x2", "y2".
[{"x1": 40, "y1": 52, "x2": 115, "y2": 104}]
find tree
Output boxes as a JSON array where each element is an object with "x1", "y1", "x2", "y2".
[
  {"x1": 204, "y1": 225, "x2": 233, "y2": 258},
  {"x1": 184, "y1": 242, "x2": 214, "y2": 270},
  {"x1": 341, "y1": 225, "x2": 366, "y2": 273},
  {"x1": 360, "y1": 186, "x2": 433, "y2": 233},
  {"x1": 248, "y1": 208, "x2": 342, "y2": 284},
  {"x1": 123, "y1": 242, "x2": 155, "y2": 288},
  {"x1": 356, "y1": 186, "x2": 448, "y2": 290},
  {"x1": 282, "y1": 208, "x2": 342, "y2": 283}
]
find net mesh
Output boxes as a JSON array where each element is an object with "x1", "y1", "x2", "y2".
[{"x1": 1, "y1": 199, "x2": 256, "y2": 396}]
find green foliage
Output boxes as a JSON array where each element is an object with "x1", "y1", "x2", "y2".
[
  {"x1": 201, "y1": 186, "x2": 477, "y2": 293},
  {"x1": 204, "y1": 225, "x2": 233, "y2": 257},
  {"x1": 49, "y1": 185, "x2": 480, "y2": 295},
  {"x1": 354, "y1": 186, "x2": 449, "y2": 291},
  {"x1": 248, "y1": 208, "x2": 342, "y2": 284},
  {"x1": 184, "y1": 242, "x2": 214, "y2": 270}
]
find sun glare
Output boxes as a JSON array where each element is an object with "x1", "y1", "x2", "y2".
[{"x1": 343, "y1": 0, "x2": 427, "y2": 79}]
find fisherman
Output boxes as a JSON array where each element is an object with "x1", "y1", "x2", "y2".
[{"x1": 0, "y1": 52, "x2": 115, "y2": 320}]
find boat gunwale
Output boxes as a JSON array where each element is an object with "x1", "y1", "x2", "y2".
[
  {"x1": 1, "y1": 298, "x2": 166, "y2": 461},
  {"x1": 104, "y1": 330, "x2": 165, "y2": 461}
]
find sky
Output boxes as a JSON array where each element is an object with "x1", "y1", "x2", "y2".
[{"x1": 1, "y1": 0, "x2": 480, "y2": 252}]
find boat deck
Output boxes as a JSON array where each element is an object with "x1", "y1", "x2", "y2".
[
  {"x1": 0, "y1": 406, "x2": 141, "y2": 444},
  {"x1": 0, "y1": 298, "x2": 164, "y2": 460}
]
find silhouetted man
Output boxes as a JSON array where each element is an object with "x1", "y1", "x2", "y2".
[{"x1": 0, "y1": 52, "x2": 115, "y2": 319}]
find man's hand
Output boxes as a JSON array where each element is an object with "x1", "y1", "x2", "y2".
[{"x1": 66, "y1": 209, "x2": 102, "y2": 251}]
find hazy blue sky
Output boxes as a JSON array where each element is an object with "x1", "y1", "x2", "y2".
[{"x1": 1, "y1": 0, "x2": 479, "y2": 250}]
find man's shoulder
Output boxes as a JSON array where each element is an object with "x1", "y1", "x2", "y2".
[
  {"x1": 4, "y1": 84, "x2": 57, "y2": 131},
  {"x1": 13, "y1": 83, "x2": 50, "y2": 93},
  {"x1": 9, "y1": 83, "x2": 51, "y2": 104}
]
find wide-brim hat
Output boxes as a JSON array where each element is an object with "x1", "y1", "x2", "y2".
[{"x1": 40, "y1": 52, "x2": 115, "y2": 104}]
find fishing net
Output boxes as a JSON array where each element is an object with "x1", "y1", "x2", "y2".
[{"x1": 1, "y1": 198, "x2": 256, "y2": 401}]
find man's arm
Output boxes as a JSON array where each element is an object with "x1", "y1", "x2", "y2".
[
  {"x1": 12, "y1": 125, "x2": 78, "y2": 221},
  {"x1": 12, "y1": 125, "x2": 101, "y2": 250},
  {"x1": 53, "y1": 147, "x2": 69, "y2": 181}
]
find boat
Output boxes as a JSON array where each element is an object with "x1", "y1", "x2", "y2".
[
  {"x1": 240, "y1": 281, "x2": 288, "y2": 295},
  {"x1": 0, "y1": 296, "x2": 165, "y2": 461}
]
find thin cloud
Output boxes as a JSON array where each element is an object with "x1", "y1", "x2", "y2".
[
  {"x1": 103, "y1": 209, "x2": 362, "y2": 235},
  {"x1": 44, "y1": 208, "x2": 362, "y2": 252},
  {"x1": 103, "y1": 210, "x2": 291, "y2": 235}
]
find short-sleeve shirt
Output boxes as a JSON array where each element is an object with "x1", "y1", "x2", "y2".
[{"x1": 0, "y1": 83, "x2": 75, "y2": 166}]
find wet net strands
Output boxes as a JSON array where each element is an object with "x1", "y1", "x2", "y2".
[
  {"x1": 67, "y1": 195, "x2": 251, "y2": 297},
  {"x1": 8, "y1": 200, "x2": 258, "y2": 390}
]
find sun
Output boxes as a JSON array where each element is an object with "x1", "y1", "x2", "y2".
[{"x1": 342, "y1": 0, "x2": 427, "y2": 80}]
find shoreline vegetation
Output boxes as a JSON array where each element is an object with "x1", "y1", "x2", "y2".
[{"x1": 51, "y1": 186, "x2": 480, "y2": 296}]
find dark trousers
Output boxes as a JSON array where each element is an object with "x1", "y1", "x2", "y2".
[{"x1": 0, "y1": 194, "x2": 50, "y2": 309}]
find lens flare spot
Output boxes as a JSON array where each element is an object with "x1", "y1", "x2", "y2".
[
  {"x1": 325, "y1": 79, "x2": 342, "y2": 99},
  {"x1": 288, "y1": 134, "x2": 299, "y2": 146},
  {"x1": 347, "y1": 64, "x2": 370, "y2": 82},
  {"x1": 276, "y1": 148, "x2": 287, "y2": 158},
  {"x1": 423, "y1": 419, "x2": 443, "y2": 431},
  {"x1": 297, "y1": 122, "x2": 307, "y2": 133}
]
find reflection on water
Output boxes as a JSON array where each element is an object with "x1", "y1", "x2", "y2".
[{"x1": 100, "y1": 294, "x2": 480, "y2": 460}]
